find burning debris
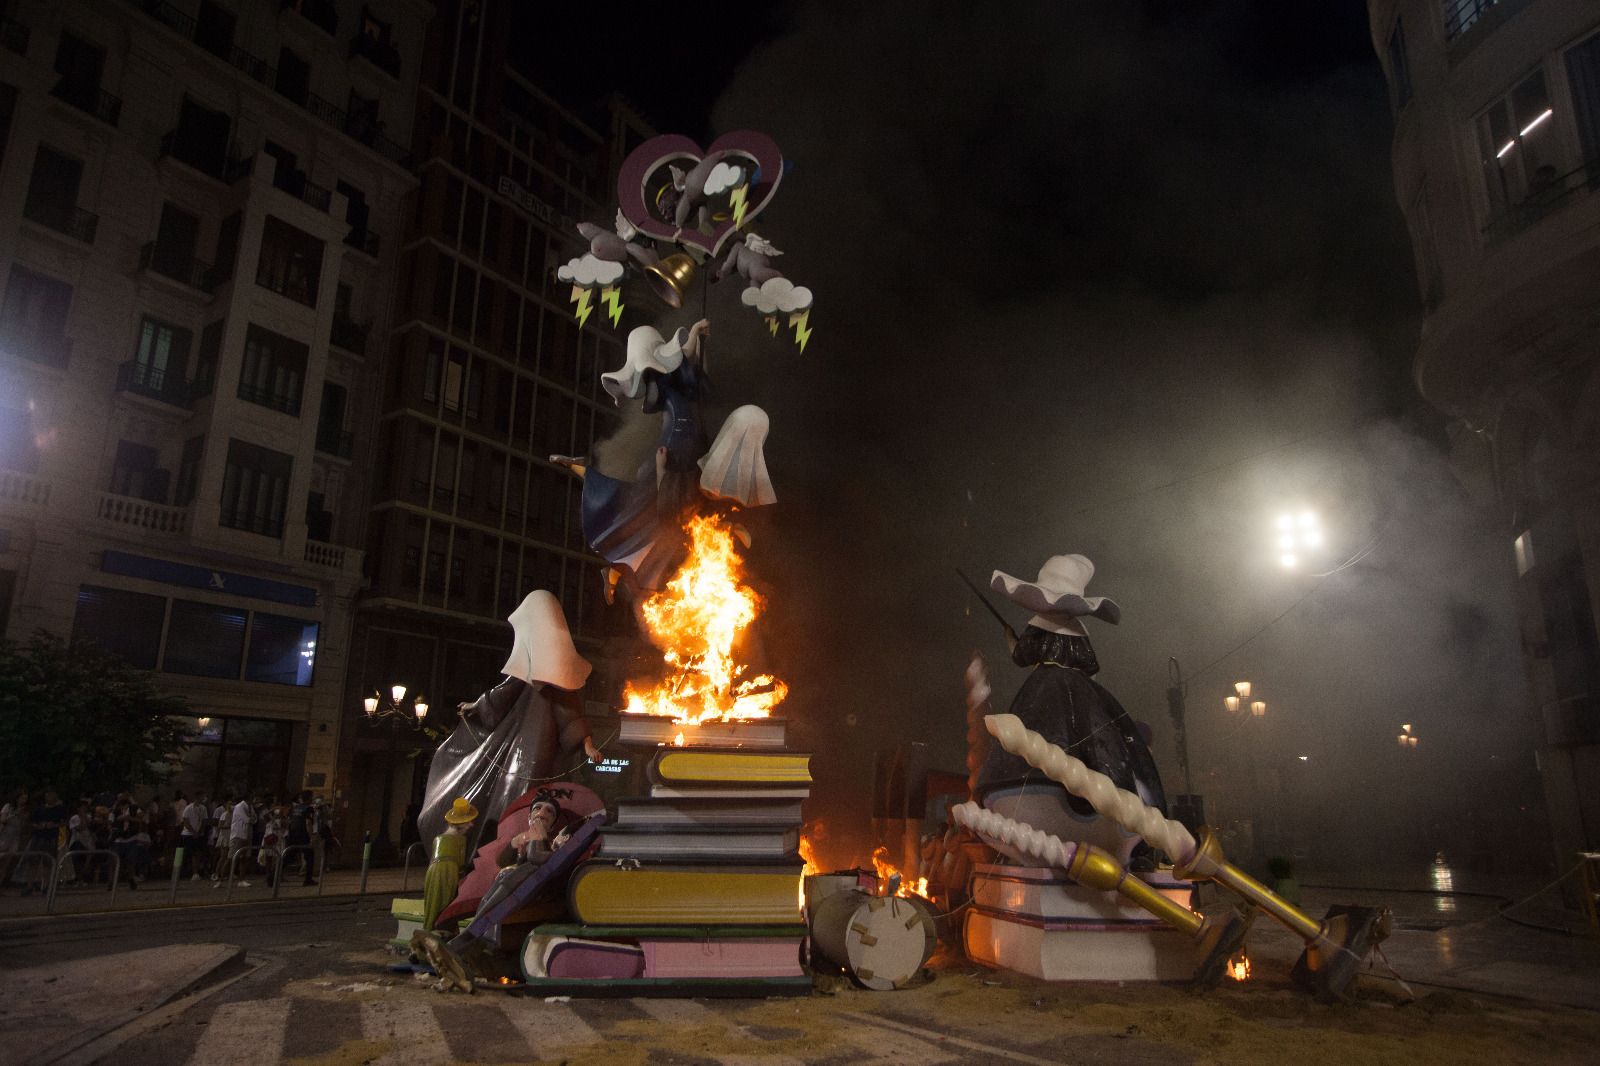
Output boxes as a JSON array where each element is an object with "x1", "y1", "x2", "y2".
[{"x1": 622, "y1": 514, "x2": 790, "y2": 724}]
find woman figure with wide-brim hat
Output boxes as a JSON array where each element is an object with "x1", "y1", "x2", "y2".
[
  {"x1": 973, "y1": 554, "x2": 1168, "y2": 864},
  {"x1": 422, "y1": 797, "x2": 477, "y2": 932}
]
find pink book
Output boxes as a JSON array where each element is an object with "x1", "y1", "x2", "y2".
[{"x1": 641, "y1": 937, "x2": 805, "y2": 979}]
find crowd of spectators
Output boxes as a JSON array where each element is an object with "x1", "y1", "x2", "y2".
[{"x1": 0, "y1": 788, "x2": 335, "y2": 895}]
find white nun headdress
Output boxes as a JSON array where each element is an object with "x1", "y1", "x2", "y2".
[
  {"x1": 601, "y1": 325, "x2": 687, "y2": 404},
  {"x1": 991, "y1": 554, "x2": 1120, "y2": 637},
  {"x1": 500, "y1": 590, "x2": 593, "y2": 691},
  {"x1": 699, "y1": 405, "x2": 776, "y2": 507}
]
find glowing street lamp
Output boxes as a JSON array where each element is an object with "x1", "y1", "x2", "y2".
[
  {"x1": 1274, "y1": 509, "x2": 1323, "y2": 569},
  {"x1": 1397, "y1": 723, "x2": 1418, "y2": 749},
  {"x1": 365, "y1": 685, "x2": 428, "y2": 728}
]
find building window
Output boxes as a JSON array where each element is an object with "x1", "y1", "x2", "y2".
[
  {"x1": 175, "y1": 435, "x2": 204, "y2": 507},
  {"x1": 194, "y1": 1, "x2": 236, "y2": 58},
  {"x1": 1568, "y1": 32, "x2": 1600, "y2": 179},
  {"x1": 256, "y1": 215, "x2": 323, "y2": 307},
  {"x1": 1387, "y1": 19, "x2": 1412, "y2": 111},
  {"x1": 1444, "y1": 0, "x2": 1500, "y2": 42},
  {"x1": 238, "y1": 323, "x2": 307, "y2": 415},
  {"x1": 109, "y1": 440, "x2": 168, "y2": 502},
  {"x1": 163, "y1": 599, "x2": 247, "y2": 678},
  {"x1": 127, "y1": 315, "x2": 192, "y2": 398},
  {"x1": 166, "y1": 95, "x2": 233, "y2": 179},
  {"x1": 23, "y1": 143, "x2": 94, "y2": 242},
  {"x1": 220, "y1": 438, "x2": 292, "y2": 537},
  {"x1": 0, "y1": 264, "x2": 72, "y2": 366},
  {"x1": 1478, "y1": 69, "x2": 1563, "y2": 224},
  {"x1": 52, "y1": 30, "x2": 116, "y2": 124},
  {"x1": 245, "y1": 613, "x2": 318, "y2": 685},
  {"x1": 275, "y1": 47, "x2": 310, "y2": 106},
  {"x1": 72, "y1": 585, "x2": 165, "y2": 669}
]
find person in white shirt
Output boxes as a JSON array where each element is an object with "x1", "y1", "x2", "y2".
[
  {"x1": 217, "y1": 796, "x2": 257, "y2": 888},
  {"x1": 179, "y1": 794, "x2": 208, "y2": 879},
  {"x1": 208, "y1": 798, "x2": 229, "y2": 881}
]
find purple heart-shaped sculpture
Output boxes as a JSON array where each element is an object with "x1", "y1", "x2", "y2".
[{"x1": 617, "y1": 131, "x2": 785, "y2": 257}]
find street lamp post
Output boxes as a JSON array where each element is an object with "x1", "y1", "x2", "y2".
[
  {"x1": 362, "y1": 684, "x2": 430, "y2": 858},
  {"x1": 1226, "y1": 680, "x2": 1270, "y2": 861}
]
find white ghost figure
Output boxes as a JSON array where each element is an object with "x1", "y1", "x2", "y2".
[{"x1": 699, "y1": 405, "x2": 776, "y2": 507}]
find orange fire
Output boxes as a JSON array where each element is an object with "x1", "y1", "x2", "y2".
[
  {"x1": 1228, "y1": 952, "x2": 1251, "y2": 981},
  {"x1": 798, "y1": 834, "x2": 819, "y2": 911},
  {"x1": 871, "y1": 845, "x2": 929, "y2": 900},
  {"x1": 621, "y1": 514, "x2": 789, "y2": 724}
]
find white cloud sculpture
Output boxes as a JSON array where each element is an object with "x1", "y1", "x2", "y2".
[
  {"x1": 557, "y1": 253, "x2": 624, "y2": 287},
  {"x1": 740, "y1": 277, "x2": 813, "y2": 314}
]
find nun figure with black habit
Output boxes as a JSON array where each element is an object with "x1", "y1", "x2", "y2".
[{"x1": 974, "y1": 554, "x2": 1169, "y2": 866}]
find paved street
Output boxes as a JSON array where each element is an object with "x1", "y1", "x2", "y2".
[{"x1": 2, "y1": 875, "x2": 1598, "y2": 1065}]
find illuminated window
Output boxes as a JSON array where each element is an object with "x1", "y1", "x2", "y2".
[{"x1": 1477, "y1": 69, "x2": 1563, "y2": 229}]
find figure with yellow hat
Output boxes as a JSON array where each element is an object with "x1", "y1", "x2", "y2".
[{"x1": 422, "y1": 797, "x2": 477, "y2": 932}]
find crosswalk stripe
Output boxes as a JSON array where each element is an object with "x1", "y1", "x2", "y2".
[
  {"x1": 831, "y1": 1019, "x2": 960, "y2": 1065},
  {"x1": 629, "y1": 998, "x2": 804, "y2": 1065},
  {"x1": 495, "y1": 997, "x2": 602, "y2": 1050},
  {"x1": 186, "y1": 997, "x2": 290, "y2": 1066},
  {"x1": 840, "y1": 1011, "x2": 1065, "y2": 1066},
  {"x1": 359, "y1": 997, "x2": 452, "y2": 1066}
]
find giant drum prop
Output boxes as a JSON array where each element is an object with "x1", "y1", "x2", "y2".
[{"x1": 809, "y1": 889, "x2": 935, "y2": 990}]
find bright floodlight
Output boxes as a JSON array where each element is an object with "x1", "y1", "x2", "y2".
[
  {"x1": 1276, "y1": 514, "x2": 1293, "y2": 530},
  {"x1": 1278, "y1": 534, "x2": 1295, "y2": 550},
  {"x1": 1298, "y1": 511, "x2": 1317, "y2": 527},
  {"x1": 1234, "y1": 681, "x2": 1252, "y2": 699},
  {"x1": 1304, "y1": 529, "x2": 1323, "y2": 547},
  {"x1": 1280, "y1": 553, "x2": 1297, "y2": 568}
]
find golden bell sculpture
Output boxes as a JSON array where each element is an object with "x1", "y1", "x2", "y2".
[{"x1": 645, "y1": 252, "x2": 696, "y2": 309}]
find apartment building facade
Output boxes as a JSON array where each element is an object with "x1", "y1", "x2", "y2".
[
  {"x1": 1368, "y1": 0, "x2": 1600, "y2": 866},
  {"x1": 0, "y1": 0, "x2": 427, "y2": 803},
  {"x1": 340, "y1": 0, "x2": 649, "y2": 850}
]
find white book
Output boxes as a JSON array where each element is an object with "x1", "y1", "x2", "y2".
[
  {"x1": 970, "y1": 863, "x2": 1196, "y2": 925},
  {"x1": 618, "y1": 716, "x2": 788, "y2": 749},
  {"x1": 964, "y1": 908, "x2": 1195, "y2": 983}
]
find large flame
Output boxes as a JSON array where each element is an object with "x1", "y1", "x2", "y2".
[
  {"x1": 871, "y1": 845, "x2": 928, "y2": 900},
  {"x1": 798, "y1": 833, "x2": 819, "y2": 912},
  {"x1": 621, "y1": 514, "x2": 789, "y2": 724},
  {"x1": 1228, "y1": 952, "x2": 1251, "y2": 981}
]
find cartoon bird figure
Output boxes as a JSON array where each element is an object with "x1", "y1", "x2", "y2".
[{"x1": 668, "y1": 153, "x2": 740, "y2": 235}]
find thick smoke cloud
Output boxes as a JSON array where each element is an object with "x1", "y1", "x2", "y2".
[{"x1": 607, "y1": 2, "x2": 1543, "y2": 870}]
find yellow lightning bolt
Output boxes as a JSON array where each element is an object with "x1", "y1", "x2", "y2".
[
  {"x1": 601, "y1": 286, "x2": 623, "y2": 327},
  {"x1": 570, "y1": 285, "x2": 593, "y2": 328},
  {"x1": 766, "y1": 314, "x2": 779, "y2": 336},
  {"x1": 730, "y1": 184, "x2": 749, "y2": 229},
  {"x1": 789, "y1": 309, "x2": 812, "y2": 353}
]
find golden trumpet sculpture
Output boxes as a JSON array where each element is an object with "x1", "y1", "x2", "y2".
[{"x1": 985, "y1": 713, "x2": 1390, "y2": 1000}]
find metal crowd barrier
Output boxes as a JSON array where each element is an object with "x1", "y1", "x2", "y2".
[
  {"x1": 0, "y1": 849, "x2": 58, "y2": 898},
  {"x1": 399, "y1": 841, "x2": 427, "y2": 892},
  {"x1": 270, "y1": 843, "x2": 327, "y2": 900},
  {"x1": 47, "y1": 849, "x2": 125, "y2": 913}
]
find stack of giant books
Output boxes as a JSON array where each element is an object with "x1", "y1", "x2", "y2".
[
  {"x1": 518, "y1": 717, "x2": 812, "y2": 995},
  {"x1": 964, "y1": 862, "x2": 1198, "y2": 982}
]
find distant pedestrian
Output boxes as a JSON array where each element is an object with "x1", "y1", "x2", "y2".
[
  {"x1": 225, "y1": 795, "x2": 257, "y2": 887},
  {"x1": 0, "y1": 791, "x2": 26, "y2": 888},
  {"x1": 209, "y1": 796, "x2": 229, "y2": 880},
  {"x1": 287, "y1": 791, "x2": 317, "y2": 886},
  {"x1": 25, "y1": 790, "x2": 67, "y2": 895},
  {"x1": 178, "y1": 793, "x2": 208, "y2": 879}
]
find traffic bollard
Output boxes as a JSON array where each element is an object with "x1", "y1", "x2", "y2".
[
  {"x1": 170, "y1": 846, "x2": 185, "y2": 903},
  {"x1": 359, "y1": 831, "x2": 372, "y2": 896}
]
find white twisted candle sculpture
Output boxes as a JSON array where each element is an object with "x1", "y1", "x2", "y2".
[
  {"x1": 985, "y1": 712, "x2": 1199, "y2": 865},
  {"x1": 963, "y1": 653, "x2": 992, "y2": 797},
  {"x1": 950, "y1": 801, "x2": 1081, "y2": 871}
]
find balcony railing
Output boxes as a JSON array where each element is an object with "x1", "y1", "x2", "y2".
[
  {"x1": 304, "y1": 92, "x2": 408, "y2": 165},
  {"x1": 304, "y1": 540, "x2": 347, "y2": 569},
  {"x1": 237, "y1": 380, "x2": 303, "y2": 416},
  {"x1": 329, "y1": 314, "x2": 370, "y2": 354},
  {"x1": 160, "y1": 129, "x2": 251, "y2": 183},
  {"x1": 22, "y1": 198, "x2": 98, "y2": 243},
  {"x1": 0, "y1": 469, "x2": 51, "y2": 507},
  {"x1": 282, "y1": 0, "x2": 338, "y2": 36},
  {"x1": 139, "y1": 242, "x2": 218, "y2": 294},
  {"x1": 1, "y1": 16, "x2": 29, "y2": 55},
  {"x1": 255, "y1": 265, "x2": 317, "y2": 308},
  {"x1": 98, "y1": 491, "x2": 188, "y2": 534},
  {"x1": 0, "y1": 327, "x2": 71, "y2": 368},
  {"x1": 344, "y1": 226, "x2": 380, "y2": 257},
  {"x1": 271, "y1": 169, "x2": 332, "y2": 212},
  {"x1": 220, "y1": 508, "x2": 284, "y2": 538},
  {"x1": 121, "y1": 0, "x2": 410, "y2": 169},
  {"x1": 315, "y1": 427, "x2": 354, "y2": 459},
  {"x1": 50, "y1": 80, "x2": 122, "y2": 127},
  {"x1": 115, "y1": 360, "x2": 193, "y2": 407},
  {"x1": 349, "y1": 33, "x2": 401, "y2": 78},
  {"x1": 1443, "y1": 0, "x2": 1500, "y2": 41},
  {"x1": 1483, "y1": 158, "x2": 1600, "y2": 245}
]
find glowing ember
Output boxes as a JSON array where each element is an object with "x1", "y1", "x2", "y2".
[
  {"x1": 1228, "y1": 953, "x2": 1251, "y2": 981},
  {"x1": 672, "y1": 731, "x2": 686, "y2": 747},
  {"x1": 622, "y1": 514, "x2": 789, "y2": 724},
  {"x1": 870, "y1": 845, "x2": 929, "y2": 900}
]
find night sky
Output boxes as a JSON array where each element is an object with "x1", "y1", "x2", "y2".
[{"x1": 520, "y1": 3, "x2": 1546, "y2": 869}]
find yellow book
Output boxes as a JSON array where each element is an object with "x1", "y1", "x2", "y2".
[
  {"x1": 569, "y1": 862, "x2": 805, "y2": 925},
  {"x1": 648, "y1": 748, "x2": 812, "y2": 787}
]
